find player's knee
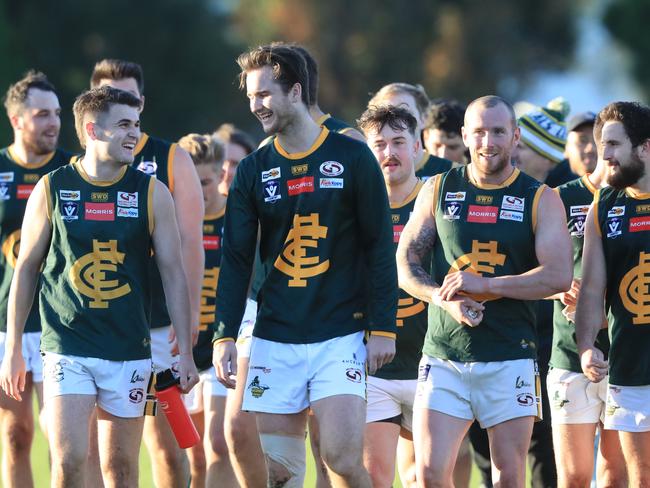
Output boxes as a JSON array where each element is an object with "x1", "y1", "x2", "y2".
[
  {"x1": 102, "y1": 455, "x2": 138, "y2": 486},
  {"x1": 3, "y1": 418, "x2": 34, "y2": 454},
  {"x1": 321, "y1": 446, "x2": 363, "y2": 479},
  {"x1": 260, "y1": 433, "x2": 305, "y2": 488},
  {"x1": 206, "y1": 429, "x2": 229, "y2": 461},
  {"x1": 417, "y1": 464, "x2": 453, "y2": 488},
  {"x1": 190, "y1": 446, "x2": 207, "y2": 474},
  {"x1": 557, "y1": 467, "x2": 592, "y2": 488},
  {"x1": 225, "y1": 411, "x2": 248, "y2": 447},
  {"x1": 368, "y1": 463, "x2": 394, "y2": 488}
]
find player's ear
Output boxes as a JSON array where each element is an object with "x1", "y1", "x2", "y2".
[
  {"x1": 139, "y1": 95, "x2": 145, "y2": 114},
  {"x1": 85, "y1": 121, "x2": 97, "y2": 141},
  {"x1": 8, "y1": 114, "x2": 21, "y2": 131}
]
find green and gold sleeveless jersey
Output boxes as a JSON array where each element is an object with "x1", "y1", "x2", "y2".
[
  {"x1": 415, "y1": 152, "x2": 453, "y2": 180},
  {"x1": 0, "y1": 146, "x2": 72, "y2": 333},
  {"x1": 550, "y1": 175, "x2": 609, "y2": 372},
  {"x1": 595, "y1": 186, "x2": 650, "y2": 386},
  {"x1": 194, "y1": 209, "x2": 225, "y2": 371},
  {"x1": 425, "y1": 166, "x2": 544, "y2": 362},
  {"x1": 132, "y1": 133, "x2": 176, "y2": 330},
  {"x1": 39, "y1": 163, "x2": 154, "y2": 360},
  {"x1": 215, "y1": 128, "x2": 397, "y2": 344},
  {"x1": 375, "y1": 180, "x2": 428, "y2": 380}
]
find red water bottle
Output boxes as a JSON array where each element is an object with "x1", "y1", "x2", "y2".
[{"x1": 154, "y1": 369, "x2": 200, "y2": 449}]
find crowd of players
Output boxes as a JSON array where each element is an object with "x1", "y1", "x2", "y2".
[{"x1": 0, "y1": 41, "x2": 648, "y2": 488}]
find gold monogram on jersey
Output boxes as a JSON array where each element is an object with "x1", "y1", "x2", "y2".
[
  {"x1": 70, "y1": 240, "x2": 131, "y2": 308},
  {"x1": 274, "y1": 213, "x2": 329, "y2": 287},
  {"x1": 448, "y1": 240, "x2": 506, "y2": 301},
  {"x1": 200, "y1": 267, "x2": 219, "y2": 331},
  {"x1": 1, "y1": 229, "x2": 20, "y2": 268},
  {"x1": 619, "y1": 252, "x2": 650, "y2": 325},
  {"x1": 396, "y1": 296, "x2": 426, "y2": 326}
]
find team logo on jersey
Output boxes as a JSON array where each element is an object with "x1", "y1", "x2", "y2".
[
  {"x1": 263, "y1": 180, "x2": 281, "y2": 203},
  {"x1": 636, "y1": 204, "x2": 650, "y2": 214},
  {"x1": 319, "y1": 161, "x2": 344, "y2": 177},
  {"x1": 0, "y1": 183, "x2": 10, "y2": 201},
  {"x1": 85, "y1": 203, "x2": 115, "y2": 221},
  {"x1": 629, "y1": 216, "x2": 650, "y2": 233},
  {"x1": 319, "y1": 178, "x2": 343, "y2": 189},
  {"x1": 274, "y1": 213, "x2": 329, "y2": 287},
  {"x1": 445, "y1": 191, "x2": 466, "y2": 202},
  {"x1": 392, "y1": 214, "x2": 400, "y2": 224},
  {"x1": 247, "y1": 376, "x2": 270, "y2": 398},
  {"x1": 261, "y1": 167, "x2": 281, "y2": 182},
  {"x1": 91, "y1": 192, "x2": 109, "y2": 202},
  {"x1": 291, "y1": 164, "x2": 308, "y2": 176},
  {"x1": 499, "y1": 210, "x2": 523, "y2": 222},
  {"x1": 117, "y1": 192, "x2": 138, "y2": 207},
  {"x1": 16, "y1": 185, "x2": 34, "y2": 199},
  {"x1": 393, "y1": 224, "x2": 404, "y2": 243},
  {"x1": 606, "y1": 218, "x2": 622, "y2": 238},
  {"x1": 287, "y1": 176, "x2": 314, "y2": 196},
  {"x1": 117, "y1": 207, "x2": 138, "y2": 218},
  {"x1": 70, "y1": 239, "x2": 132, "y2": 308},
  {"x1": 0, "y1": 172, "x2": 14, "y2": 183},
  {"x1": 475, "y1": 195, "x2": 493, "y2": 204},
  {"x1": 203, "y1": 235, "x2": 221, "y2": 250},
  {"x1": 396, "y1": 296, "x2": 426, "y2": 326},
  {"x1": 467, "y1": 205, "x2": 498, "y2": 224},
  {"x1": 200, "y1": 266, "x2": 219, "y2": 331},
  {"x1": 443, "y1": 202, "x2": 462, "y2": 220},
  {"x1": 607, "y1": 206, "x2": 625, "y2": 218},
  {"x1": 502, "y1": 195, "x2": 525, "y2": 212},
  {"x1": 203, "y1": 224, "x2": 214, "y2": 233},
  {"x1": 619, "y1": 252, "x2": 650, "y2": 325},
  {"x1": 448, "y1": 240, "x2": 506, "y2": 301},
  {"x1": 570, "y1": 205, "x2": 590, "y2": 217},
  {"x1": 137, "y1": 159, "x2": 158, "y2": 176},
  {"x1": 62, "y1": 201, "x2": 79, "y2": 222},
  {"x1": 1, "y1": 229, "x2": 20, "y2": 268},
  {"x1": 60, "y1": 190, "x2": 80, "y2": 201},
  {"x1": 571, "y1": 217, "x2": 586, "y2": 237}
]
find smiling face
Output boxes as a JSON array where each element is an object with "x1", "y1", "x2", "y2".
[
  {"x1": 13, "y1": 88, "x2": 61, "y2": 155},
  {"x1": 601, "y1": 121, "x2": 647, "y2": 190},
  {"x1": 565, "y1": 124, "x2": 597, "y2": 176},
  {"x1": 90, "y1": 104, "x2": 141, "y2": 164},
  {"x1": 367, "y1": 123, "x2": 419, "y2": 186},
  {"x1": 246, "y1": 66, "x2": 297, "y2": 135}
]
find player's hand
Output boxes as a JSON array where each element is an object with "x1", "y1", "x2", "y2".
[
  {"x1": 366, "y1": 335, "x2": 396, "y2": 375},
  {"x1": 440, "y1": 295, "x2": 485, "y2": 327},
  {"x1": 438, "y1": 271, "x2": 489, "y2": 301},
  {"x1": 213, "y1": 340, "x2": 237, "y2": 389},
  {"x1": 560, "y1": 278, "x2": 581, "y2": 307},
  {"x1": 0, "y1": 352, "x2": 26, "y2": 401},
  {"x1": 580, "y1": 347, "x2": 608, "y2": 383},
  {"x1": 177, "y1": 353, "x2": 199, "y2": 393}
]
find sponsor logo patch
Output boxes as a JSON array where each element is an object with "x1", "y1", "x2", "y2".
[
  {"x1": 287, "y1": 176, "x2": 314, "y2": 196},
  {"x1": 117, "y1": 191, "x2": 138, "y2": 207},
  {"x1": 203, "y1": 235, "x2": 221, "y2": 250},
  {"x1": 85, "y1": 202, "x2": 115, "y2": 221},
  {"x1": 499, "y1": 209, "x2": 524, "y2": 222},
  {"x1": 391, "y1": 214, "x2": 400, "y2": 224},
  {"x1": 247, "y1": 376, "x2": 270, "y2": 398},
  {"x1": 263, "y1": 180, "x2": 281, "y2": 203},
  {"x1": 61, "y1": 201, "x2": 79, "y2": 221},
  {"x1": 636, "y1": 204, "x2": 650, "y2": 214},
  {"x1": 16, "y1": 185, "x2": 34, "y2": 199},
  {"x1": 475, "y1": 195, "x2": 493, "y2": 204},
  {"x1": 393, "y1": 224, "x2": 404, "y2": 243},
  {"x1": 571, "y1": 217, "x2": 586, "y2": 237},
  {"x1": 117, "y1": 207, "x2": 138, "y2": 218},
  {"x1": 345, "y1": 368, "x2": 362, "y2": 383},
  {"x1": 467, "y1": 205, "x2": 498, "y2": 223},
  {"x1": 129, "y1": 388, "x2": 144, "y2": 404},
  {"x1": 130, "y1": 371, "x2": 145, "y2": 383},
  {"x1": 0, "y1": 172, "x2": 14, "y2": 182},
  {"x1": 91, "y1": 192, "x2": 109, "y2": 202},
  {"x1": 291, "y1": 164, "x2": 308, "y2": 176},
  {"x1": 607, "y1": 206, "x2": 625, "y2": 218},
  {"x1": 137, "y1": 160, "x2": 157, "y2": 176},
  {"x1": 319, "y1": 161, "x2": 344, "y2": 177},
  {"x1": 319, "y1": 177, "x2": 343, "y2": 189},
  {"x1": 261, "y1": 167, "x2": 281, "y2": 182},
  {"x1": 517, "y1": 392, "x2": 535, "y2": 407},
  {"x1": 570, "y1": 205, "x2": 590, "y2": 216},
  {"x1": 443, "y1": 202, "x2": 462, "y2": 220},
  {"x1": 0, "y1": 184, "x2": 10, "y2": 201},
  {"x1": 445, "y1": 191, "x2": 466, "y2": 201},
  {"x1": 502, "y1": 195, "x2": 525, "y2": 212},
  {"x1": 60, "y1": 190, "x2": 80, "y2": 201},
  {"x1": 606, "y1": 218, "x2": 622, "y2": 238},
  {"x1": 629, "y1": 216, "x2": 650, "y2": 233},
  {"x1": 23, "y1": 173, "x2": 39, "y2": 183}
]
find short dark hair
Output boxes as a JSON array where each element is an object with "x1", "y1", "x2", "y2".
[
  {"x1": 236, "y1": 44, "x2": 310, "y2": 106},
  {"x1": 425, "y1": 99, "x2": 466, "y2": 136},
  {"x1": 357, "y1": 105, "x2": 418, "y2": 137},
  {"x1": 213, "y1": 123, "x2": 256, "y2": 155},
  {"x1": 465, "y1": 95, "x2": 516, "y2": 130},
  {"x1": 4, "y1": 70, "x2": 56, "y2": 116},
  {"x1": 291, "y1": 45, "x2": 318, "y2": 106},
  {"x1": 90, "y1": 59, "x2": 145, "y2": 95},
  {"x1": 73, "y1": 86, "x2": 142, "y2": 148},
  {"x1": 595, "y1": 101, "x2": 650, "y2": 148}
]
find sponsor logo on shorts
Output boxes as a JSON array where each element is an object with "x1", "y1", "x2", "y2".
[
  {"x1": 263, "y1": 180, "x2": 281, "y2": 203},
  {"x1": 117, "y1": 207, "x2": 138, "y2": 218},
  {"x1": 629, "y1": 216, "x2": 650, "y2": 232},
  {"x1": 17, "y1": 184, "x2": 34, "y2": 199},
  {"x1": 552, "y1": 390, "x2": 570, "y2": 409},
  {"x1": 443, "y1": 202, "x2": 462, "y2": 220},
  {"x1": 247, "y1": 376, "x2": 269, "y2": 398},
  {"x1": 60, "y1": 190, "x2": 80, "y2": 201},
  {"x1": 417, "y1": 364, "x2": 431, "y2": 382},
  {"x1": 117, "y1": 191, "x2": 138, "y2": 207},
  {"x1": 0, "y1": 184, "x2": 10, "y2": 201},
  {"x1": 393, "y1": 224, "x2": 404, "y2": 243},
  {"x1": 0, "y1": 172, "x2": 14, "y2": 182},
  {"x1": 475, "y1": 195, "x2": 493, "y2": 204},
  {"x1": 48, "y1": 360, "x2": 65, "y2": 382},
  {"x1": 571, "y1": 217, "x2": 586, "y2": 237},
  {"x1": 515, "y1": 376, "x2": 531, "y2": 389},
  {"x1": 203, "y1": 235, "x2": 220, "y2": 250},
  {"x1": 467, "y1": 205, "x2": 498, "y2": 224},
  {"x1": 130, "y1": 371, "x2": 145, "y2": 383},
  {"x1": 499, "y1": 209, "x2": 523, "y2": 222},
  {"x1": 287, "y1": 176, "x2": 314, "y2": 196},
  {"x1": 62, "y1": 201, "x2": 79, "y2": 222},
  {"x1": 137, "y1": 160, "x2": 158, "y2": 176},
  {"x1": 501, "y1": 195, "x2": 525, "y2": 212},
  {"x1": 516, "y1": 393, "x2": 535, "y2": 407},
  {"x1": 250, "y1": 365, "x2": 272, "y2": 374},
  {"x1": 605, "y1": 401, "x2": 620, "y2": 417},
  {"x1": 345, "y1": 368, "x2": 362, "y2": 383},
  {"x1": 85, "y1": 202, "x2": 115, "y2": 221},
  {"x1": 445, "y1": 191, "x2": 466, "y2": 201},
  {"x1": 319, "y1": 161, "x2": 344, "y2": 177},
  {"x1": 319, "y1": 177, "x2": 343, "y2": 189},
  {"x1": 606, "y1": 218, "x2": 622, "y2": 238},
  {"x1": 261, "y1": 167, "x2": 281, "y2": 182},
  {"x1": 607, "y1": 206, "x2": 625, "y2": 218},
  {"x1": 291, "y1": 164, "x2": 308, "y2": 176},
  {"x1": 91, "y1": 192, "x2": 109, "y2": 202},
  {"x1": 570, "y1": 205, "x2": 590, "y2": 216},
  {"x1": 129, "y1": 388, "x2": 144, "y2": 403}
]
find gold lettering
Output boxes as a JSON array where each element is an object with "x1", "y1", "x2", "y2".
[
  {"x1": 396, "y1": 296, "x2": 426, "y2": 326},
  {"x1": 200, "y1": 267, "x2": 219, "y2": 331}
]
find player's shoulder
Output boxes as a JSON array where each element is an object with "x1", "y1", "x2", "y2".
[{"x1": 139, "y1": 132, "x2": 174, "y2": 152}]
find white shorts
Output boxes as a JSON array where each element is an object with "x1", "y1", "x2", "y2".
[
  {"x1": 604, "y1": 383, "x2": 650, "y2": 432},
  {"x1": 547, "y1": 368, "x2": 608, "y2": 424},
  {"x1": 150, "y1": 326, "x2": 179, "y2": 373},
  {"x1": 414, "y1": 355, "x2": 541, "y2": 429},
  {"x1": 0, "y1": 331, "x2": 43, "y2": 382},
  {"x1": 242, "y1": 331, "x2": 367, "y2": 414},
  {"x1": 183, "y1": 367, "x2": 228, "y2": 413},
  {"x1": 42, "y1": 352, "x2": 152, "y2": 418},
  {"x1": 367, "y1": 376, "x2": 416, "y2": 431},
  {"x1": 236, "y1": 299, "x2": 257, "y2": 359}
]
